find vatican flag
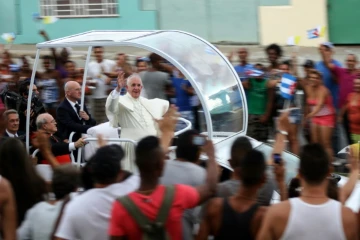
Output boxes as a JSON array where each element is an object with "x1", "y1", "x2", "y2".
[{"x1": 43, "y1": 16, "x2": 59, "y2": 24}]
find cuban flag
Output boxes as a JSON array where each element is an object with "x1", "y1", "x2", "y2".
[
  {"x1": 280, "y1": 73, "x2": 297, "y2": 99},
  {"x1": 245, "y1": 68, "x2": 264, "y2": 77},
  {"x1": 307, "y1": 28, "x2": 319, "y2": 39}
]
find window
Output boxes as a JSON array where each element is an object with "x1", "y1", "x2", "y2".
[{"x1": 39, "y1": 0, "x2": 119, "y2": 18}]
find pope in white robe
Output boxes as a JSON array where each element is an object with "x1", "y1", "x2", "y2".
[{"x1": 106, "y1": 73, "x2": 169, "y2": 172}]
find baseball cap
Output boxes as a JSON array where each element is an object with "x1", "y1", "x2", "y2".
[
  {"x1": 321, "y1": 42, "x2": 334, "y2": 49},
  {"x1": 303, "y1": 59, "x2": 314, "y2": 68}
]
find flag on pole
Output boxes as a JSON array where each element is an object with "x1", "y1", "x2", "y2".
[
  {"x1": 280, "y1": 73, "x2": 297, "y2": 99},
  {"x1": 307, "y1": 28, "x2": 319, "y2": 39},
  {"x1": 1, "y1": 33, "x2": 15, "y2": 43},
  {"x1": 42, "y1": 16, "x2": 58, "y2": 24},
  {"x1": 245, "y1": 68, "x2": 264, "y2": 77},
  {"x1": 287, "y1": 36, "x2": 301, "y2": 46},
  {"x1": 318, "y1": 26, "x2": 326, "y2": 37}
]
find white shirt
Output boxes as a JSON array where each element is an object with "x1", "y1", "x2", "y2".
[
  {"x1": 18, "y1": 201, "x2": 64, "y2": 240},
  {"x1": 88, "y1": 59, "x2": 116, "y2": 98},
  {"x1": 281, "y1": 198, "x2": 346, "y2": 240},
  {"x1": 6, "y1": 129, "x2": 18, "y2": 137},
  {"x1": 66, "y1": 98, "x2": 81, "y2": 119},
  {"x1": 55, "y1": 175, "x2": 140, "y2": 240}
]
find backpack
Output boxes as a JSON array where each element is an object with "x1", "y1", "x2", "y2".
[{"x1": 117, "y1": 186, "x2": 175, "y2": 240}]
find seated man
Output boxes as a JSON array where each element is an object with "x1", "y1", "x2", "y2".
[
  {"x1": 35, "y1": 113, "x2": 86, "y2": 164},
  {"x1": 2, "y1": 109, "x2": 25, "y2": 141},
  {"x1": 56, "y1": 81, "x2": 96, "y2": 142}
]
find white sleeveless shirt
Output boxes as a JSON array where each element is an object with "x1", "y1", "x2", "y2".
[{"x1": 281, "y1": 198, "x2": 346, "y2": 240}]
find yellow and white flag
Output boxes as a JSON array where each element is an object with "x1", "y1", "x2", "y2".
[
  {"x1": 42, "y1": 16, "x2": 59, "y2": 24},
  {"x1": 1, "y1": 33, "x2": 15, "y2": 43}
]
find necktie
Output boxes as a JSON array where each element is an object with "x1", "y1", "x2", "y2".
[{"x1": 75, "y1": 103, "x2": 81, "y2": 115}]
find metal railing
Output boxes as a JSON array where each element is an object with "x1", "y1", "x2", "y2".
[{"x1": 31, "y1": 117, "x2": 192, "y2": 168}]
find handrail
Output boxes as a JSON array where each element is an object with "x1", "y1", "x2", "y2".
[
  {"x1": 83, "y1": 138, "x2": 137, "y2": 145},
  {"x1": 74, "y1": 117, "x2": 191, "y2": 163},
  {"x1": 68, "y1": 132, "x2": 76, "y2": 164},
  {"x1": 32, "y1": 149, "x2": 40, "y2": 158},
  {"x1": 174, "y1": 117, "x2": 192, "y2": 136}
]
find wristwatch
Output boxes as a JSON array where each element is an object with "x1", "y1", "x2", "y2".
[{"x1": 276, "y1": 130, "x2": 288, "y2": 136}]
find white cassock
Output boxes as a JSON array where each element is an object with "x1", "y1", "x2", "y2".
[{"x1": 106, "y1": 91, "x2": 169, "y2": 172}]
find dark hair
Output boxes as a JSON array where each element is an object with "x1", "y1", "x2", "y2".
[
  {"x1": 52, "y1": 164, "x2": 80, "y2": 199},
  {"x1": 136, "y1": 59, "x2": 146, "y2": 65},
  {"x1": 299, "y1": 144, "x2": 329, "y2": 185},
  {"x1": 288, "y1": 178, "x2": 301, "y2": 198},
  {"x1": 230, "y1": 137, "x2": 252, "y2": 169},
  {"x1": 303, "y1": 59, "x2": 314, "y2": 68},
  {"x1": 308, "y1": 69, "x2": 323, "y2": 80},
  {"x1": 149, "y1": 53, "x2": 163, "y2": 65},
  {"x1": 176, "y1": 130, "x2": 201, "y2": 163},
  {"x1": 87, "y1": 145, "x2": 124, "y2": 185},
  {"x1": 238, "y1": 149, "x2": 266, "y2": 187},
  {"x1": 43, "y1": 55, "x2": 53, "y2": 61},
  {"x1": 282, "y1": 60, "x2": 292, "y2": 67},
  {"x1": 0, "y1": 138, "x2": 47, "y2": 226},
  {"x1": 266, "y1": 43, "x2": 283, "y2": 57},
  {"x1": 288, "y1": 177, "x2": 338, "y2": 200},
  {"x1": 19, "y1": 81, "x2": 30, "y2": 96},
  {"x1": 94, "y1": 46, "x2": 103, "y2": 50},
  {"x1": 136, "y1": 136, "x2": 163, "y2": 173}
]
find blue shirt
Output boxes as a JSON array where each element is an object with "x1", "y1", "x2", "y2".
[
  {"x1": 171, "y1": 77, "x2": 192, "y2": 112},
  {"x1": 315, "y1": 60, "x2": 342, "y2": 109},
  {"x1": 234, "y1": 63, "x2": 253, "y2": 81}
]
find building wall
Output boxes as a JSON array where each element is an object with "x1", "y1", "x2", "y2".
[
  {"x1": 154, "y1": 0, "x2": 290, "y2": 44},
  {"x1": 0, "y1": 0, "x2": 17, "y2": 34},
  {"x1": 1, "y1": 0, "x2": 157, "y2": 44},
  {"x1": 259, "y1": 0, "x2": 328, "y2": 47}
]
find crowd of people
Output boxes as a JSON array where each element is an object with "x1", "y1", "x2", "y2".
[
  {"x1": 229, "y1": 42, "x2": 360, "y2": 160},
  {"x1": 0, "y1": 30, "x2": 359, "y2": 240}
]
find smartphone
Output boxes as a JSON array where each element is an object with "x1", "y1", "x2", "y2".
[
  {"x1": 193, "y1": 136, "x2": 206, "y2": 146},
  {"x1": 273, "y1": 154, "x2": 282, "y2": 164}
]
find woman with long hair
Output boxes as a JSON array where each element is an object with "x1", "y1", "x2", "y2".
[
  {"x1": 0, "y1": 138, "x2": 47, "y2": 226},
  {"x1": 304, "y1": 70, "x2": 336, "y2": 159}
]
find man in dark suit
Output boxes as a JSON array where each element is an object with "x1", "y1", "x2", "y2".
[
  {"x1": 56, "y1": 81, "x2": 96, "y2": 141},
  {"x1": 35, "y1": 113, "x2": 87, "y2": 164},
  {"x1": 2, "y1": 109, "x2": 25, "y2": 142}
]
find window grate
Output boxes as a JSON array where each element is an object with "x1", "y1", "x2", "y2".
[{"x1": 39, "y1": 0, "x2": 119, "y2": 18}]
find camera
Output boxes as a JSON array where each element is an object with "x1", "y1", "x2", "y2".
[{"x1": 192, "y1": 136, "x2": 206, "y2": 146}]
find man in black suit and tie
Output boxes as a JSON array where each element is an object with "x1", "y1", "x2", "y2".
[
  {"x1": 56, "y1": 81, "x2": 96, "y2": 142},
  {"x1": 35, "y1": 113, "x2": 87, "y2": 164},
  {"x1": 2, "y1": 109, "x2": 25, "y2": 142}
]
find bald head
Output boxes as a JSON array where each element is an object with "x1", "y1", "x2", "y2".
[
  {"x1": 65, "y1": 81, "x2": 81, "y2": 102},
  {"x1": 64, "y1": 81, "x2": 79, "y2": 92}
]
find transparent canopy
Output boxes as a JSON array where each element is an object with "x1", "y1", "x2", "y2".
[{"x1": 28, "y1": 30, "x2": 248, "y2": 149}]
